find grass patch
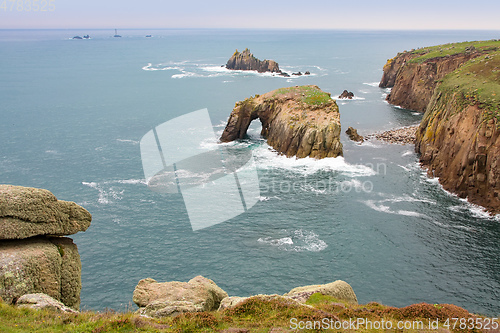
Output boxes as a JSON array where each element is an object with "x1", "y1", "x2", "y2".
[
  {"x1": 409, "y1": 39, "x2": 500, "y2": 63},
  {"x1": 437, "y1": 51, "x2": 500, "y2": 124},
  {"x1": 272, "y1": 86, "x2": 333, "y2": 106}
]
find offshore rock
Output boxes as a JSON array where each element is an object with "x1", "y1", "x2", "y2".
[
  {"x1": 220, "y1": 85, "x2": 343, "y2": 159},
  {"x1": 133, "y1": 276, "x2": 228, "y2": 317},
  {"x1": 338, "y1": 90, "x2": 354, "y2": 99},
  {"x1": 345, "y1": 126, "x2": 364, "y2": 142},
  {"x1": 0, "y1": 236, "x2": 82, "y2": 309},
  {"x1": 0, "y1": 185, "x2": 92, "y2": 240},
  {"x1": 226, "y1": 48, "x2": 280, "y2": 73}
]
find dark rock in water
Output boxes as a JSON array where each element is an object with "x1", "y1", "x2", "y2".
[
  {"x1": 346, "y1": 127, "x2": 364, "y2": 142},
  {"x1": 220, "y1": 85, "x2": 343, "y2": 159},
  {"x1": 72, "y1": 36, "x2": 83, "y2": 40},
  {"x1": 338, "y1": 90, "x2": 354, "y2": 99},
  {"x1": 304, "y1": 71, "x2": 311, "y2": 75},
  {"x1": 226, "y1": 48, "x2": 280, "y2": 73},
  {"x1": 292, "y1": 72, "x2": 302, "y2": 76},
  {"x1": 279, "y1": 72, "x2": 290, "y2": 77}
]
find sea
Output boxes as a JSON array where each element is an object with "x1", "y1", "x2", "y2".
[{"x1": 0, "y1": 29, "x2": 499, "y2": 316}]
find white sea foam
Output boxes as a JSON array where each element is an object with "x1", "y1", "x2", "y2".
[
  {"x1": 333, "y1": 96, "x2": 366, "y2": 101},
  {"x1": 402, "y1": 150, "x2": 414, "y2": 157},
  {"x1": 116, "y1": 139, "x2": 139, "y2": 145},
  {"x1": 363, "y1": 82, "x2": 380, "y2": 87},
  {"x1": 82, "y1": 181, "x2": 124, "y2": 204},
  {"x1": 257, "y1": 229, "x2": 327, "y2": 252},
  {"x1": 363, "y1": 199, "x2": 428, "y2": 218},
  {"x1": 252, "y1": 144, "x2": 376, "y2": 177}
]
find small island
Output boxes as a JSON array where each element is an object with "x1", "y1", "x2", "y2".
[
  {"x1": 225, "y1": 48, "x2": 281, "y2": 73},
  {"x1": 220, "y1": 85, "x2": 343, "y2": 159}
]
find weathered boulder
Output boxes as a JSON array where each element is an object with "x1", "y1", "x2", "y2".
[
  {"x1": 346, "y1": 127, "x2": 364, "y2": 142},
  {"x1": 16, "y1": 293, "x2": 78, "y2": 313},
  {"x1": 220, "y1": 85, "x2": 343, "y2": 159},
  {"x1": 226, "y1": 48, "x2": 280, "y2": 73},
  {"x1": 0, "y1": 236, "x2": 81, "y2": 309},
  {"x1": 284, "y1": 280, "x2": 358, "y2": 304},
  {"x1": 133, "y1": 276, "x2": 228, "y2": 317},
  {"x1": 0, "y1": 185, "x2": 92, "y2": 239},
  {"x1": 218, "y1": 294, "x2": 310, "y2": 311},
  {"x1": 338, "y1": 90, "x2": 354, "y2": 99}
]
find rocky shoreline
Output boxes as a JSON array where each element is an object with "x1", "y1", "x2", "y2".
[{"x1": 365, "y1": 125, "x2": 418, "y2": 145}]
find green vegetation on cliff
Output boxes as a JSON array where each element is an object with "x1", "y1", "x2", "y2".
[
  {"x1": 437, "y1": 51, "x2": 500, "y2": 125},
  {"x1": 272, "y1": 85, "x2": 333, "y2": 106},
  {"x1": 0, "y1": 297, "x2": 493, "y2": 332},
  {"x1": 408, "y1": 39, "x2": 500, "y2": 63}
]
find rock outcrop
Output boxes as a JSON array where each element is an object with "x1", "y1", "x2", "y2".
[
  {"x1": 133, "y1": 276, "x2": 228, "y2": 317},
  {"x1": 16, "y1": 293, "x2": 77, "y2": 313},
  {"x1": 220, "y1": 85, "x2": 343, "y2": 159},
  {"x1": 0, "y1": 185, "x2": 91, "y2": 239},
  {"x1": 284, "y1": 280, "x2": 358, "y2": 304},
  {"x1": 226, "y1": 48, "x2": 280, "y2": 73},
  {"x1": 345, "y1": 127, "x2": 364, "y2": 142},
  {"x1": 0, "y1": 185, "x2": 91, "y2": 309},
  {"x1": 218, "y1": 294, "x2": 310, "y2": 311},
  {"x1": 338, "y1": 90, "x2": 354, "y2": 99}
]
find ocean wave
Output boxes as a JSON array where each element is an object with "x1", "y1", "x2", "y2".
[
  {"x1": 333, "y1": 96, "x2": 366, "y2": 101},
  {"x1": 257, "y1": 229, "x2": 327, "y2": 252},
  {"x1": 252, "y1": 144, "x2": 376, "y2": 177},
  {"x1": 82, "y1": 179, "x2": 146, "y2": 205},
  {"x1": 116, "y1": 139, "x2": 139, "y2": 145},
  {"x1": 363, "y1": 199, "x2": 428, "y2": 218},
  {"x1": 363, "y1": 82, "x2": 380, "y2": 87}
]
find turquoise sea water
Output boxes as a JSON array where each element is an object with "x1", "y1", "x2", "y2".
[{"x1": 0, "y1": 29, "x2": 499, "y2": 315}]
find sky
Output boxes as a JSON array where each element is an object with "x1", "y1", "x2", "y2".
[{"x1": 1, "y1": 0, "x2": 500, "y2": 30}]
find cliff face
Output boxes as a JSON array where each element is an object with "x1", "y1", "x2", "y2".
[
  {"x1": 380, "y1": 52, "x2": 480, "y2": 112},
  {"x1": 416, "y1": 92, "x2": 500, "y2": 213},
  {"x1": 220, "y1": 85, "x2": 343, "y2": 159},
  {"x1": 414, "y1": 52, "x2": 500, "y2": 214},
  {"x1": 226, "y1": 48, "x2": 280, "y2": 73}
]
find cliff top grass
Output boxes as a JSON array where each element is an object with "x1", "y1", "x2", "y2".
[
  {"x1": 271, "y1": 85, "x2": 334, "y2": 106},
  {"x1": 0, "y1": 296, "x2": 493, "y2": 333},
  {"x1": 438, "y1": 51, "x2": 500, "y2": 122},
  {"x1": 408, "y1": 39, "x2": 500, "y2": 63}
]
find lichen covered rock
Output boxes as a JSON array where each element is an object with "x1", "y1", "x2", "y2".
[
  {"x1": 220, "y1": 85, "x2": 343, "y2": 159},
  {"x1": 0, "y1": 237, "x2": 81, "y2": 309},
  {"x1": 0, "y1": 185, "x2": 92, "y2": 239},
  {"x1": 284, "y1": 280, "x2": 358, "y2": 304},
  {"x1": 133, "y1": 276, "x2": 228, "y2": 317},
  {"x1": 16, "y1": 293, "x2": 78, "y2": 313}
]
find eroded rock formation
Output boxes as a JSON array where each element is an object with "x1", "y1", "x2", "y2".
[
  {"x1": 0, "y1": 185, "x2": 91, "y2": 309},
  {"x1": 226, "y1": 48, "x2": 280, "y2": 73},
  {"x1": 220, "y1": 85, "x2": 343, "y2": 159},
  {"x1": 345, "y1": 127, "x2": 364, "y2": 142}
]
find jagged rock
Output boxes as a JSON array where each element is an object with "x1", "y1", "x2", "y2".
[
  {"x1": 304, "y1": 71, "x2": 311, "y2": 75},
  {"x1": 292, "y1": 72, "x2": 302, "y2": 76},
  {"x1": 133, "y1": 276, "x2": 227, "y2": 317},
  {"x1": 220, "y1": 85, "x2": 343, "y2": 159},
  {"x1": 284, "y1": 280, "x2": 358, "y2": 304},
  {"x1": 279, "y1": 72, "x2": 290, "y2": 77},
  {"x1": 338, "y1": 90, "x2": 354, "y2": 99},
  {"x1": 0, "y1": 185, "x2": 92, "y2": 240},
  {"x1": 226, "y1": 48, "x2": 280, "y2": 73},
  {"x1": 0, "y1": 236, "x2": 81, "y2": 309},
  {"x1": 346, "y1": 127, "x2": 364, "y2": 142},
  {"x1": 16, "y1": 293, "x2": 78, "y2": 313}
]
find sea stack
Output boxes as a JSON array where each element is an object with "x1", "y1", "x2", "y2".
[
  {"x1": 220, "y1": 85, "x2": 343, "y2": 159},
  {"x1": 226, "y1": 48, "x2": 281, "y2": 73}
]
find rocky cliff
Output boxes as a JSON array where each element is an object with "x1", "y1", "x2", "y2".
[
  {"x1": 226, "y1": 48, "x2": 280, "y2": 73},
  {"x1": 380, "y1": 41, "x2": 499, "y2": 112},
  {"x1": 0, "y1": 185, "x2": 91, "y2": 309},
  {"x1": 415, "y1": 52, "x2": 500, "y2": 213},
  {"x1": 220, "y1": 85, "x2": 343, "y2": 159}
]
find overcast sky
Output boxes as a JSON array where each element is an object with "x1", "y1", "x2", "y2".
[{"x1": 1, "y1": 0, "x2": 500, "y2": 30}]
